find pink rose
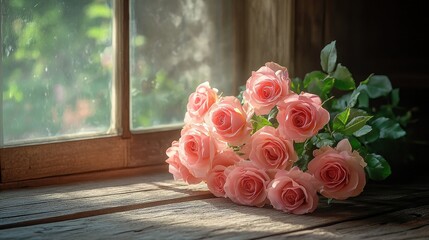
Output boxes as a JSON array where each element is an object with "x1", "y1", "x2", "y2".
[
  {"x1": 307, "y1": 139, "x2": 367, "y2": 200},
  {"x1": 212, "y1": 149, "x2": 242, "y2": 167},
  {"x1": 179, "y1": 124, "x2": 217, "y2": 179},
  {"x1": 205, "y1": 96, "x2": 252, "y2": 146},
  {"x1": 276, "y1": 93, "x2": 330, "y2": 142},
  {"x1": 206, "y1": 165, "x2": 228, "y2": 197},
  {"x1": 243, "y1": 62, "x2": 290, "y2": 115},
  {"x1": 224, "y1": 161, "x2": 270, "y2": 207},
  {"x1": 267, "y1": 167, "x2": 321, "y2": 214},
  {"x1": 248, "y1": 126, "x2": 297, "y2": 170},
  {"x1": 182, "y1": 123, "x2": 229, "y2": 151},
  {"x1": 165, "y1": 141, "x2": 201, "y2": 184},
  {"x1": 185, "y1": 82, "x2": 218, "y2": 123},
  {"x1": 206, "y1": 150, "x2": 242, "y2": 197}
]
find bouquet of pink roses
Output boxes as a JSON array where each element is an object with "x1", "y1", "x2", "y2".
[{"x1": 166, "y1": 41, "x2": 408, "y2": 214}]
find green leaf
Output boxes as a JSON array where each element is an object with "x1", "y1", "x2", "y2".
[
  {"x1": 364, "y1": 153, "x2": 391, "y2": 181},
  {"x1": 353, "y1": 125, "x2": 372, "y2": 137},
  {"x1": 293, "y1": 142, "x2": 311, "y2": 171},
  {"x1": 306, "y1": 80, "x2": 324, "y2": 97},
  {"x1": 294, "y1": 153, "x2": 311, "y2": 172},
  {"x1": 333, "y1": 108, "x2": 369, "y2": 134},
  {"x1": 322, "y1": 77, "x2": 335, "y2": 93},
  {"x1": 333, "y1": 63, "x2": 355, "y2": 90},
  {"x1": 294, "y1": 142, "x2": 306, "y2": 156},
  {"x1": 252, "y1": 115, "x2": 272, "y2": 133},
  {"x1": 267, "y1": 107, "x2": 279, "y2": 126},
  {"x1": 398, "y1": 111, "x2": 412, "y2": 126},
  {"x1": 303, "y1": 71, "x2": 334, "y2": 99},
  {"x1": 333, "y1": 132, "x2": 346, "y2": 142},
  {"x1": 343, "y1": 116, "x2": 372, "y2": 135},
  {"x1": 331, "y1": 93, "x2": 349, "y2": 111},
  {"x1": 291, "y1": 77, "x2": 303, "y2": 94},
  {"x1": 362, "y1": 127, "x2": 380, "y2": 144},
  {"x1": 391, "y1": 88, "x2": 400, "y2": 106},
  {"x1": 347, "y1": 89, "x2": 360, "y2": 108},
  {"x1": 237, "y1": 85, "x2": 246, "y2": 104},
  {"x1": 363, "y1": 75, "x2": 393, "y2": 98},
  {"x1": 303, "y1": 71, "x2": 326, "y2": 88},
  {"x1": 320, "y1": 41, "x2": 337, "y2": 73},
  {"x1": 348, "y1": 108, "x2": 369, "y2": 119},
  {"x1": 333, "y1": 108, "x2": 351, "y2": 131},
  {"x1": 347, "y1": 136, "x2": 362, "y2": 150},
  {"x1": 371, "y1": 117, "x2": 406, "y2": 139},
  {"x1": 311, "y1": 133, "x2": 335, "y2": 148},
  {"x1": 357, "y1": 91, "x2": 369, "y2": 108},
  {"x1": 378, "y1": 105, "x2": 395, "y2": 119}
]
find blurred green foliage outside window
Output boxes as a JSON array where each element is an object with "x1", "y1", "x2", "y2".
[
  {"x1": 130, "y1": 0, "x2": 233, "y2": 130},
  {"x1": 1, "y1": 0, "x2": 114, "y2": 145},
  {"x1": 1, "y1": 0, "x2": 233, "y2": 145}
]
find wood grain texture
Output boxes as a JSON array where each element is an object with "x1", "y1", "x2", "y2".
[
  {"x1": 0, "y1": 165, "x2": 167, "y2": 190},
  {"x1": 293, "y1": 0, "x2": 326, "y2": 78},
  {"x1": 1, "y1": 129, "x2": 180, "y2": 184},
  {"x1": 1, "y1": 137, "x2": 127, "y2": 182},
  {"x1": 114, "y1": 0, "x2": 131, "y2": 139},
  {"x1": 243, "y1": 0, "x2": 295, "y2": 78},
  {"x1": 0, "y1": 172, "x2": 210, "y2": 227},
  {"x1": 233, "y1": 0, "x2": 246, "y2": 90},
  {"x1": 129, "y1": 129, "x2": 180, "y2": 167},
  {"x1": 1, "y1": 172, "x2": 429, "y2": 239},
  {"x1": 1, "y1": 196, "x2": 428, "y2": 239},
  {"x1": 0, "y1": 199, "x2": 384, "y2": 239},
  {"x1": 272, "y1": 205, "x2": 429, "y2": 239}
]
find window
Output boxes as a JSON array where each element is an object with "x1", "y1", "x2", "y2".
[
  {"x1": 1, "y1": 0, "x2": 115, "y2": 145},
  {"x1": 130, "y1": 0, "x2": 234, "y2": 130},
  {"x1": 0, "y1": 0, "x2": 237, "y2": 184}
]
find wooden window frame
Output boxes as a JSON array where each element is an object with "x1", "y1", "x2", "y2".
[
  {"x1": 0, "y1": 0, "x2": 181, "y2": 186},
  {"x1": 0, "y1": 0, "x2": 298, "y2": 188}
]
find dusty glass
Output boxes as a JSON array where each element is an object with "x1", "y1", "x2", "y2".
[
  {"x1": 129, "y1": 0, "x2": 234, "y2": 130},
  {"x1": 1, "y1": 0, "x2": 114, "y2": 145}
]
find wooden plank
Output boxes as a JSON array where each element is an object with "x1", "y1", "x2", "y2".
[
  {"x1": 1, "y1": 172, "x2": 429, "y2": 238},
  {"x1": 232, "y1": 0, "x2": 246, "y2": 91},
  {"x1": 274, "y1": 205, "x2": 429, "y2": 239},
  {"x1": 0, "y1": 172, "x2": 210, "y2": 227},
  {"x1": 129, "y1": 130, "x2": 180, "y2": 167},
  {"x1": 1, "y1": 130, "x2": 181, "y2": 184},
  {"x1": 0, "y1": 165, "x2": 167, "y2": 190},
  {"x1": 0, "y1": 196, "x2": 416, "y2": 239},
  {"x1": 1, "y1": 137, "x2": 127, "y2": 182},
  {"x1": 243, "y1": 0, "x2": 295, "y2": 77},
  {"x1": 293, "y1": 0, "x2": 325, "y2": 78},
  {"x1": 276, "y1": 0, "x2": 295, "y2": 75}
]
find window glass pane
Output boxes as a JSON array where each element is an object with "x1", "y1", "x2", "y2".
[
  {"x1": 1, "y1": 0, "x2": 114, "y2": 145},
  {"x1": 130, "y1": 0, "x2": 234, "y2": 130}
]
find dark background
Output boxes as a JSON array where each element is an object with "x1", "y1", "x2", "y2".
[{"x1": 294, "y1": 0, "x2": 429, "y2": 182}]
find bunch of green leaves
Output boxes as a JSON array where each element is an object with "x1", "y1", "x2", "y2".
[
  {"x1": 247, "y1": 41, "x2": 410, "y2": 181},
  {"x1": 290, "y1": 41, "x2": 410, "y2": 180}
]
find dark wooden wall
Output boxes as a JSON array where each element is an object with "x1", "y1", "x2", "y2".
[
  {"x1": 241, "y1": 0, "x2": 429, "y2": 181},
  {"x1": 317, "y1": 0, "x2": 429, "y2": 181}
]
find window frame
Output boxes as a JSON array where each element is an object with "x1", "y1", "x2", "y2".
[
  {"x1": 0, "y1": 0, "x2": 241, "y2": 187},
  {"x1": 0, "y1": 0, "x2": 182, "y2": 185},
  {"x1": 0, "y1": 0, "x2": 297, "y2": 188}
]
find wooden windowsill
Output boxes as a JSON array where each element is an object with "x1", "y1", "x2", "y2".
[{"x1": 1, "y1": 171, "x2": 428, "y2": 239}]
